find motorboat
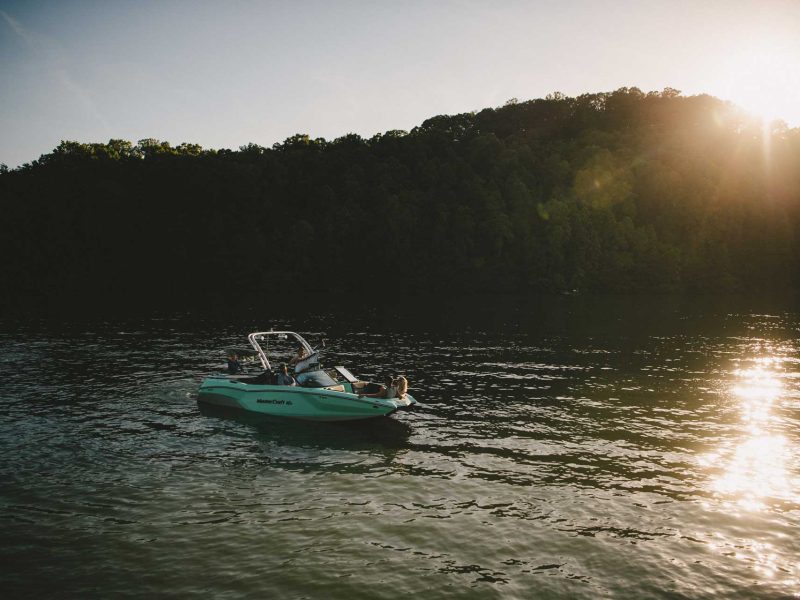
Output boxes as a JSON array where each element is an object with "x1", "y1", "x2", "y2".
[{"x1": 197, "y1": 331, "x2": 416, "y2": 421}]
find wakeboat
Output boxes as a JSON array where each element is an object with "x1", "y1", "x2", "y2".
[{"x1": 197, "y1": 331, "x2": 416, "y2": 421}]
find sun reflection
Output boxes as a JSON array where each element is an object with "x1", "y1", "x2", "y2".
[
  {"x1": 697, "y1": 351, "x2": 800, "y2": 595},
  {"x1": 702, "y1": 356, "x2": 796, "y2": 510},
  {"x1": 730, "y1": 361, "x2": 783, "y2": 433},
  {"x1": 712, "y1": 434, "x2": 790, "y2": 511}
]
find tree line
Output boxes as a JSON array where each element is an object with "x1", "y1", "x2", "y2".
[{"x1": 1, "y1": 87, "x2": 799, "y2": 307}]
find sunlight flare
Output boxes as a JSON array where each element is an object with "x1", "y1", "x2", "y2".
[{"x1": 721, "y1": 40, "x2": 800, "y2": 124}]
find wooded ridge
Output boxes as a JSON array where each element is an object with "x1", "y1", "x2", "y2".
[{"x1": 2, "y1": 88, "x2": 798, "y2": 305}]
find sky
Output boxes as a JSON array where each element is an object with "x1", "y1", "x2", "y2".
[{"x1": 1, "y1": 0, "x2": 799, "y2": 167}]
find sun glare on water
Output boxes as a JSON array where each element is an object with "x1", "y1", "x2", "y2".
[
  {"x1": 696, "y1": 353, "x2": 800, "y2": 591},
  {"x1": 700, "y1": 357, "x2": 796, "y2": 511}
]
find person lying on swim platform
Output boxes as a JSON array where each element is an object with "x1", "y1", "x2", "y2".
[
  {"x1": 360, "y1": 375, "x2": 408, "y2": 399},
  {"x1": 358, "y1": 375, "x2": 392, "y2": 398}
]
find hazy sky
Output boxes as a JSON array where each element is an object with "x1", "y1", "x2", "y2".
[{"x1": 1, "y1": 0, "x2": 799, "y2": 167}]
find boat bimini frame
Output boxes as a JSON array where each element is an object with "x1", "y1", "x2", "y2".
[{"x1": 248, "y1": 331, "x2": 319, "y2": 373}]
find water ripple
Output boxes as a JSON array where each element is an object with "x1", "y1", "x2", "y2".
[{"x1": 1, "y1": 298, "x2": 799, "y2": 598}]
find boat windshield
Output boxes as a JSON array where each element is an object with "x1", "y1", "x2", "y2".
[{"x1": 296, "y1": 370, "x2": 338, "y2": 388}]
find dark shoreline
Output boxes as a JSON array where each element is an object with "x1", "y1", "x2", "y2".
[
  {"x1": 3, "y1": 90, "x2": 799, "y2": 309},
  {"x1": 2, "y1": 289, "x2": 798, "y2": 323}
]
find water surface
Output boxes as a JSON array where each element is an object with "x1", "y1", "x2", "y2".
[{"x1": 1, "y1": 296, "x2": 799, "y2": 598}]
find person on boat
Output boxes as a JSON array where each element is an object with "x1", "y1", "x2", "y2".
[
  {"x1": 276, "y1": 363, "x2": 297, "y2": 386},
  {"x1": 226, "y1": 352, "x2": 243, "y2": 375},
  {"x1": 395, "y1": 375, "x2": 408, "y2": 400},
  {"x1": 359, "y1": 375, "x2": 398, "y2": 399},
  {"x1": 288, "y1": 345, "x2": 308, "y2": 366}
]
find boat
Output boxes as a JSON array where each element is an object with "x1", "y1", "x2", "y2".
[{"x1": 197, "y1": 331, "x2": 416, "y2": 421}]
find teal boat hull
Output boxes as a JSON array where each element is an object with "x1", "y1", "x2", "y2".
[{"x1": 198, "y1": 377, "x2": 415, "y2": 421}]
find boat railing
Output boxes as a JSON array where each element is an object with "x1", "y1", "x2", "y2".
[{"x1": 247, "y1": 331, "x2": 315, "y2": 371}]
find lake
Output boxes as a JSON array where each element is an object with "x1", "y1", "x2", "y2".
[{"x1": 1, "y1": 295, "x2": 798, "y2": 598}]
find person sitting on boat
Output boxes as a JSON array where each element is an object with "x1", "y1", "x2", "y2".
[
  {"x1": 395, "y1": 375, "x2": 408, "y2": 400},
  {"x1": 226, "y1": 352, "x2": 243, "y2": 375},
  {"x1": 276, "y1": 363, "x2": 297, "y2": 386},
  {"x1": 359, "y1": 375, "x2": 397, "y2": 399},
  {"x1": 288, "y1": 345, "x2": 308, "y2": 366}
]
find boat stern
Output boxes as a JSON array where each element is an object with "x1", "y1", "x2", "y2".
[{"x1": 384, "y1": 393, "x2": 416, "y2": 413}]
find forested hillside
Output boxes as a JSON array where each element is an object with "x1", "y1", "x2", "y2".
[{"x1": 2, "y1": 88, "x2": 799, "y2": 305}]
